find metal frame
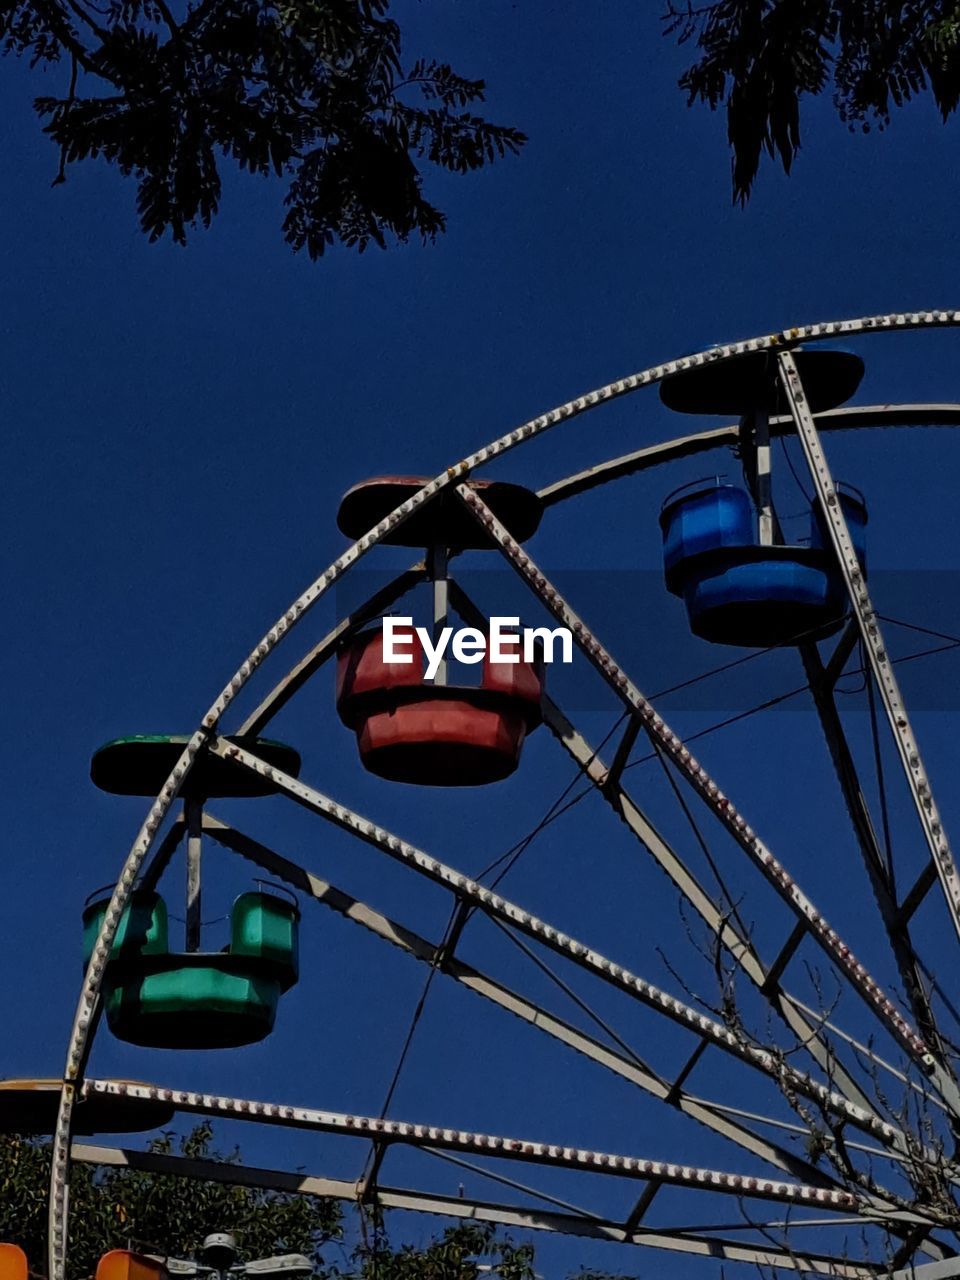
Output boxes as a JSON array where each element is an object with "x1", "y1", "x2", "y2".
[
  {"x1": 52, "y1": 312, "x2": 960, "y2": 1280},
  {"x1": 69, "y1": 1142, "x2": 883, "y2": 1277}
]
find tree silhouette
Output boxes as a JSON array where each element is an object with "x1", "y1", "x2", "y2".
[
  {"x1": 1, "y1": 0, "x2": 525, "y2": 256},
  {"x1": 665, "y1": 1, "x2": 960, "y2": 202}
]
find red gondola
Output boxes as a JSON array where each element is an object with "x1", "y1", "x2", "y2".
[{"x1": 336, "y1": 625, "x2": 543, "y2": 786}]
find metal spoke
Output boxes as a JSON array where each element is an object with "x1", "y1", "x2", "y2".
[
  {"x1": 83, "y1": 1080, "x2": 903, "y2": 1215},
  {"x1": 238, "y1": 565, "x2": 426, "y2": 737},
  {"x1": 778, "y1": 349, "x2": 960, "y2": 979}
]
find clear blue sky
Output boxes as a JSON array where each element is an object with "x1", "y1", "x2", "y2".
[{"x1": 4, "y1": 2, "x2": 960, "y2": 1275}]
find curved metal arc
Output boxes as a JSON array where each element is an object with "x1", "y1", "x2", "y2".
[
  {"x1": 455, "y1": 484, "x2": 942, "y2": 1089},
  {"x1": 538, "y1": 404, "x2": 960, "y2": 508},
  {"x1": 50, "y1": 471, "x2": 473, "y2": 1280},
  {"x1": 54, "y1": 310, "x2": 960, "y2": 1278}
]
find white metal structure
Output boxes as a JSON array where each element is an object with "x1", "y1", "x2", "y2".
[{"x1": 49, "y1": 312, "x2": 960, "y2": 1279}]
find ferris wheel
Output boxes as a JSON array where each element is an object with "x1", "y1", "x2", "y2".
[{"x1": 23, "y1": 310, "x2": 960, "y2": 1278}]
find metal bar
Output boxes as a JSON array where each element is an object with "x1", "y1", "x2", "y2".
[
  {"x1": 238, "y1": 566, "x2": 426, "y2": 737},
  {"x1": 763, "y1": 922, "x2": 808, "y2": 994},
  {"x1": 455, "y1": 484, "x2": 936, "y2": 1077},
  {"x1": 884, "y1": 1255, "x2": 960, "y2": 1280},
  {"x1": 786, "y1": 996, "x2": 950, "y2": 1115},
  {"x1": 71, "y1": 1141, "x2": 357, "y2": 1197},
  {"x1": 357, "y1": 1140, "x2": 388, "y2": 1200},
  {"x1": 623, "y1": 1178, "x2": 664, "y2": 1232},
  {"x1": 899, "y1": 863, "x2": 939, "y2": 926},
  {"x1": 184, "y1": 799, "x2": 202, "y2": 952},
  {"x1": 82, "y1": 1080, "x2": 884, "y2": 1214},
  {"x1": 138, "y1": 818, "x2": 186, "y2": 894},
  {"x1": 778, "y1": 350, "x2": 960, "y2": 959},
  {"x1": 668, "y1": 1042, "x2": 709, "y2": 1099},
  {"x1": 751, "y1": 406, "x2": 775, "y2": 546},
  {"x1": 200, "y1": 815, "x2": 850, "y2": 1187},
  {"x1": 69, "y1": 1143, "x2": 883, "y2": 1276},
  {"x1": 537, "y1": 404, "x2": 960, "y2": 508},
  {"x1": 368, "y1": 1190, "x2": 885, "y2": 1275},
  {"x1": 420, "y1": 1144, "x2": 605, "y2": 1220},
  {"x1": 825, "y1": 622, "x2": 861, "y2": 689},
  {"x1": 203, "y1": 748, "x2": 911, "y2": 1153},
  {"x1": 799, "y1": 640, "x2": 945, "y2": 1058},
  {"x1": 605, "y1": 714, "x2": 642, "y2": 793},
  {"x1": 427, "y1": 545, "x2": 449, "y2": 686}
]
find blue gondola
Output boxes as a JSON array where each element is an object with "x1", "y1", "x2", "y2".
[{"x1": 660, "y1": 480, "x2": 867, "y2": 648}]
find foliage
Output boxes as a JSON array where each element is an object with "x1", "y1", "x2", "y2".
[
  {"x1": 0, "y1": 1122, "x2": 340, "y2": 1278},
  {"x1": 664, "y1": 1, "x2": 960, "y2": 201},
  {"x1": 335, "y1": 1220, "x2": 536, "y2": 1280},
  {"x1": 0, "y1": 1124, "x2": 535, "y2": 1280},
  {"x1": 0, "y1": 0, "x2": 526, "y2": 256}
]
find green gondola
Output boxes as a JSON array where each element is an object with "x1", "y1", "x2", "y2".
[{"x1": 82, "y1": 890, "x2": 299, "y2": 1050}]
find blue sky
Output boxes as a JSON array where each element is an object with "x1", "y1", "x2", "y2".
[{"x1": 4, "y1": 1, "x2": 960, "y2": 1275}]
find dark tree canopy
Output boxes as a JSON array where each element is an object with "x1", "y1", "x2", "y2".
[
  {"x1": 665, "y1": 1, "x2": 960, "y2": 201},
  {"x1": 0, "y1": 1124, "x2": 535, "y2": 1279},
  {"x1": 0, "y1": 0, "x2": 525, "y2": 256}
]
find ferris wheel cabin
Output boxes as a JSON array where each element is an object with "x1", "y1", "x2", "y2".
[
  {"x1": 335, "y1": 475, "x2": 546, "y2": 786},
  {"x1": 82, "y1": 887, "x2": 300, "y2": 1050},
  {"x1": 657, "y1": 346, "x2": 868, "y2": 647},
  {"x1": 87, "y1": 734, "x2": 302, "y2": 1049}
]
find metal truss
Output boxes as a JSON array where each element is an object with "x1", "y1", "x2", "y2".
[
  {"x1": 53, "y1": 312, "x2": 960, "y2": 1280},
  {"x1": 196, "y1": 810, "x2": 954, "y2": 1255},
  {"x1": 455, "y1": 485, "x2": 953, "y2": 1093},
  {"x1": 206, "y1": 737, "x2": 919, "y2": 1152},
  {"x1": 69, "y1": 1142, "x2": 883, "y2": 1277},
  {"x1": 777, "y1": 352, "x2": 960, "y2": 949},
  {"x1": 537, "y1": 404, "x2": 960, "y2": 507},
  {"x1": 199, "y1": 815, "x2": 843, "y2": 1188},
  {"x1": 79, "y1": 1079, "x2": 897, "y2": 1217}
]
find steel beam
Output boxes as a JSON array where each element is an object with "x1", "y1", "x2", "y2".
[
  {"x1": 537, "y1": 405, "x2": 960, "y2": 508},
  {"x1": 779, "y1": 350, "x2": 960, "y2": 958},
  {"x1": 82, "y1": 1079, "x2": 895, "y2": 1215},
  {"x1": 67, "y1": 1143, "x2": 888, "y2": 1277}
]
